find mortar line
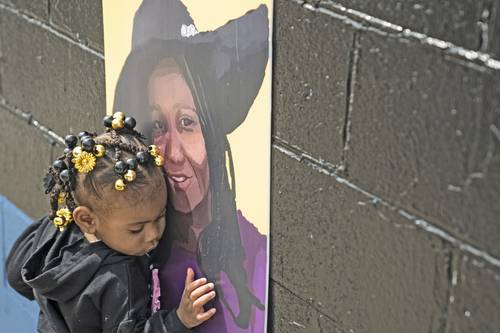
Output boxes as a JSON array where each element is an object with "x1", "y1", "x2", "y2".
[
  {"x1": 270, "y1": 278, "x2": 345, "y2": 332},
  {"x1": 289, "y1": 0, "x2": 500, "y2": 72},
  {"x1": 341, "y1": 32, "x2": 360, "y2": 170},
  {"x1": 272, "y1": 136, "x2": 500, "y2": 269},
  {"x1": 442, "y1": 249, "x2": 458, "y2": 333},
  {"x1": 0, "y1": 2, "x2": 104, "y2": 60},
  {"x1": 0, "y1": 97, "x2": 65, "y2": 146}
]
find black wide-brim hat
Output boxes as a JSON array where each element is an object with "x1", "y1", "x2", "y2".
[{"x1": 113, "y1": 1, "x2": 269, "y2": 135}]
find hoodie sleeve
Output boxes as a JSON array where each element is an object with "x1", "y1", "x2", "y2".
[
  {"x1": 98, "y1": 259, "x2": 191, "y2": 333},
  {"x1": 111, "y1": 310, "x2": 191, "y2": 333},
  {"x1": 5, "y1": 217, "x2": 49, "y2": 300}
]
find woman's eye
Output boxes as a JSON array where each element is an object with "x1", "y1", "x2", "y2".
[
  {"x1": 180, "y1": 117, "x2": 195, "y2": 128},
  {"x1": 153, "y1": 120, "x2": 166, "y2": 131}
]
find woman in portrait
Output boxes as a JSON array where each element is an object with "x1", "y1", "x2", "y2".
[{"x1": 113, "y1": 0, "x2": 270, "y2": 332}]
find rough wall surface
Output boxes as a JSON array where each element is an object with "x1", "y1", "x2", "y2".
[{"x1": 0, "y1": 1, "x2": 499, "y2": 332}]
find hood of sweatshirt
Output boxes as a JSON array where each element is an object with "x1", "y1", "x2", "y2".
[{"x1": 21, "y1": 223, "x2": 132, "y2": 303}]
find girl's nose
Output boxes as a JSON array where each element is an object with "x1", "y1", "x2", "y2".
[{"x1": 144, "y1": 222, "x2": 161, "y2": 243}]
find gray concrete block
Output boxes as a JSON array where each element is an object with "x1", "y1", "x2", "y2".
[
  {"x1": 446, "y1": 254, "x2": 500, "y2": 333},
  {"x1": 1, "y1": 0, "x2": 49, "y2": 21},
  {"x1": 273, "y1": 0, "x2": 352, "y2": 163},
  {"x1": 328, "y1": 0, "x2": 485, "y2": 51},
  {"x1": 269, "y1": 281, "x2": 343, "y2": 333},
  {"x1": 271, "y1": 149, "x2": 450, "y2": 333},
  {"x1": 0, "y1": 11, "x2": 105, "y2": 137},
  {"x1": 49, "y1": 0, "x2": 104, "y2": 51},
  {"x1": 489, "y1": 4, "x2": 500, "y2": 58},
  {"x1": 0, "y1": 110, "x2": 60, "y2": 219},
  {"x1": 348, "y1": 32, "x2": 500, "y2": 258}
]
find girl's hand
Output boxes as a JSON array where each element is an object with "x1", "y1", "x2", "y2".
[{"x1": 176, "y1": 267, "x2": 217, "y2": 328}]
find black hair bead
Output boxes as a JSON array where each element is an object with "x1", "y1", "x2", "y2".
[
  {"x1": 124, "y1": 117, "x2": 137, "y2": 129},
  {"x1": 114, "y1": 160, "x2": 127, "y2": 174},
  {"x1": 81, "y1": 137, "x2": 95, "y2": 152},
  {"x1": 59, "y1": 169, "x2": 71, "y2": 183},
  {"x1": 64, "y1": 134, "x2": 78, "y2": 148},
  {"x1": 63, "y1": 148, "x2": 72, "y2": 155},
  {"x1": 78, "y1": 131, "x2": 91, "y2": 139},
  {"x1": 103, "y1": 115, "x2": 114, "y2": 128},
  {"x1": 136, "y1": 151, "x2": 149, "y2": 164},
  {"x1": 53, "y1": 159, "x2": 67, "y2": 172},
  {"x1": 126, "y1": 158, "x2": 138, "y2": 170}
]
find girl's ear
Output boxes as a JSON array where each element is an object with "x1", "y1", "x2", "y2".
[{"x1": 72, "y1": 206, "x2": 98, "y2": 235}]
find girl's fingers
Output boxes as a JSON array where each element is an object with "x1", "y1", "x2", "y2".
[
  {"x1": 186, "y1": 277, "x2": 208, "y2": 295},
  {"x1": 184, "y1": 268, "x2": 194, "y2": 288},
  {"x1": 196, "y1": 308, "x2": 217, "y2": 323},
  {"x1": 190, "y1": 282, "x2": 215, "y2": 301},
  {"x1": 193, "y1": 290, "x2": 216, "y2": 309}
]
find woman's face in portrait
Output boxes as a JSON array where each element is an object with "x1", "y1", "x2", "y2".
[{"x1": 148, "y1": 59, "x2": 210, "y2": 214}]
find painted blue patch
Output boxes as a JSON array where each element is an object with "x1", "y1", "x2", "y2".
[{"x1": 0, "y1": 196, "x2": 38, "y2": 332}]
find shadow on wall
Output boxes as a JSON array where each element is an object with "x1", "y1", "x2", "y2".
[{"x1": 0, "y1": 196, "x2": 38, "y2": 332}]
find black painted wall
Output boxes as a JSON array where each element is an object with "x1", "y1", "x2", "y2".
[{"x1": 1, "y1": 1, "x2": 499, "y2": 332}]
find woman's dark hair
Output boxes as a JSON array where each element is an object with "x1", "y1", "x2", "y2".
[
  {"x1": 182, "y1": 53, "x2": 265, "y2": 328},
  {"x1": 43, "y1": 128, "x2": 165, "y2": 219}
]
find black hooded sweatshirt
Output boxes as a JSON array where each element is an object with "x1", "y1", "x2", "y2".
[{"x1": 6, "y1": 216, "x2": 191, "y2": 333}]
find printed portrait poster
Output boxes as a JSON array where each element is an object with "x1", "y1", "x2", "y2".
[{"x1": 103, "y1": 0, "x2": 272, "y2": 332}]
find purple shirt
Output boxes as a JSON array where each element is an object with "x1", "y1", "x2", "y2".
[{"x1": 159, "y1": 211, "x2": 267, "y2": 332}]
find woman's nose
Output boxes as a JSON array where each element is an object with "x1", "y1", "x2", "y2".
[{"x1": 163, "y1": 131, "x2": 184, "y2": 165}]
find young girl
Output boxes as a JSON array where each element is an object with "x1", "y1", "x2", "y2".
[{"x1": 6, "y1": 112, "x2": 216, "y2": 332}]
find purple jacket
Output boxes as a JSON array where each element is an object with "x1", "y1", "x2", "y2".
[{"x1": 158, "y1": 211, "x2": 267, "y2": 332}]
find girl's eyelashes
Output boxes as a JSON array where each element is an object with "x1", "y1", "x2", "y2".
[
  {"x1": 129, "y1": 227, "x2": 144, "y2": 234},
  {"x1": 130, "y1": 211, "x2": 165, "y2": 233}
]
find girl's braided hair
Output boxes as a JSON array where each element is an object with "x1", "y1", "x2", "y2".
[{"x1": 43, "y1": 113, "x2": 166, "y2": 230}]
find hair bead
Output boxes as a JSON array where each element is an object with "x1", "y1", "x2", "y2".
[
  {"x1": 124, "y1": 169, "x2": 137, "y2": 182},
  {"x1": 81, "y1": 137, "x2": 95, "y2": 152},
  {"x1": 124, "y1": 117, "x2": 137, "y2": 129},
  {"x1": 114, "y1": 160, "x2": 127, "y2": 175},
  {"x1": 53, "y1": 159, "x2": 67, "y2": 172},
  {"x1": 59, "y1": 169, "x2": 71, "y2": 183},
  {"x1": 115, "y1": 178, "x2": 126, "y2": 191},
  {"x1": 103, "y1": 115, "x2": 113, "y2": 128},
  {"x1": 64, "y1": 134, "x2": 78, "y2": 148}
]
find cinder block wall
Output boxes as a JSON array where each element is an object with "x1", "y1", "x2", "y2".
[{"x1": 1, "y1": 1, "x2": 499, "y2": 332}]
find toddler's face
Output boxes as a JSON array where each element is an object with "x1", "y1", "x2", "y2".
[{"x1": 93, "y1": 184, "x2": 167, "y2": 256}]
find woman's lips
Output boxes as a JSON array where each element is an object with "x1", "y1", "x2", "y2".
[
  {"x1": 170, "y1": 175, "x2": 188, "y2": 183},
  {"x1": 168, "y1": 174, "x2": 192, "y2": 192}
]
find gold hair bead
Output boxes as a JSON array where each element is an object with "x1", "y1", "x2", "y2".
[
  {"x1": 58, "y1": 192, "x2": 67, "y2": 204},
  {"x1": 112, "y1": 118, "x2": 125, "y2": 130},
  {"x1": 56, "y1": 208, "x2": 73, "y2": 222},
  {"x1": 155, "y1": 155, "x2": 164, "y2": 167},
  {"x1": 124, "y1": 169, "x2": 136, "y2": 182},
  {"x1": 53, "y1": 217, "x2": 65, "y2": 228},
  {"x1": 148, "y1": 145, "x2": 160, "y2": 157},
  {"x1": 94, "y1": 144, "x2": 106, "y2": 157},
  {"x1": 72, "y1": 146, "x2": 82, "y2": 158},
  {"x1": 115, "y1": 178, "x2": 126, "y2": 191},
  {"x1": 53, "y1": 208, "x2": 73, "y2": 231},
  {"x1": 113, "y1": 112, "x2": 125, "y2": 120}
]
